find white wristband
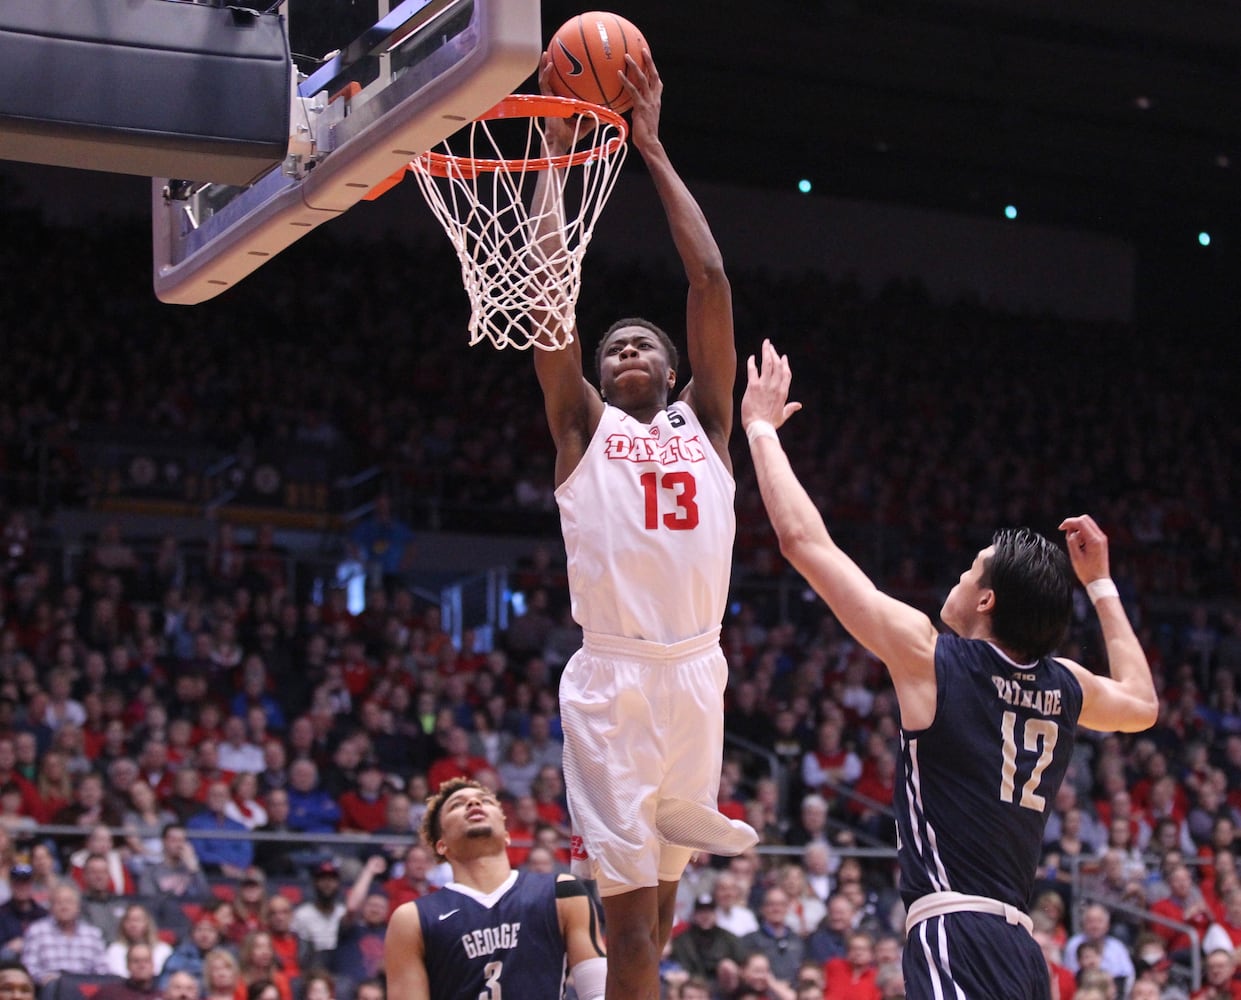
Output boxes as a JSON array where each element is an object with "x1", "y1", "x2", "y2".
[
  {"x1": 746, "y1": 420, "x2": 778, "y2": 446},
  {"x1": 1086, "y1": 578, "x2": 1119, "y2": 604}
]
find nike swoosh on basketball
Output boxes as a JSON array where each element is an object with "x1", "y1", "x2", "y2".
[
  {"x1": 555, "y1": 39, "x2": 584, "y2": 76},
  {"x1": 438, "y1": 909, "x2": 460, "y2": 920}
]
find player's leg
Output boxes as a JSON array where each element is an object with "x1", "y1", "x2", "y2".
[
  {"x1": 600, "y1": 886, "x2": 661, "y2": 1000},
  {"x1": 656, "y1": 878, "x2": 680, "y2": 952},
  {"x1": 655, "y1": 648, "x2": 758, "y2": 855}
]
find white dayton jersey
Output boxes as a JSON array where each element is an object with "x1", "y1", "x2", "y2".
[{"x1": 556, "y1": 401, "x2": 735, "y2": 644}]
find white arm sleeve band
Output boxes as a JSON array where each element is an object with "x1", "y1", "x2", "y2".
[{"x1": 571, "y1": 957, "x2": 607, "y2": 1000}]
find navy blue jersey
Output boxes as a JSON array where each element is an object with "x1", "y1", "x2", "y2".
[
  {"x1": 415, "y1": 871, "x2": 567, "y2": 1000},
  {"x1": 896, "y1": 634, "x2": 1084, "y2": 911}
]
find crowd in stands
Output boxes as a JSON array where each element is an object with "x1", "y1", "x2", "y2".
[{"x1": 0, "y1": 203, "x2": 1239, "y2": 1000}]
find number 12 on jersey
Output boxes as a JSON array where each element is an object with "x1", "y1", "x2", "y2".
[
  {"x1": 641, "y1": 471, "x2": 700, "y2": 530},
  {"x1": 999, "y1": 711, "x2": 1058, "y2": 812}
]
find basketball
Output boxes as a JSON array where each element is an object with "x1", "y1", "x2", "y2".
[{"x1": 546, "y1": 11, "x2": 648, "y2": 114}]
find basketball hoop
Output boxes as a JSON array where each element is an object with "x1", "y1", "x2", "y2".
[{"x1": 409, "y1": 94, "x2": 628, "y2": 351}]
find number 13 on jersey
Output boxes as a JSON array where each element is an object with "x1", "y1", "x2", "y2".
[{"x1": 641, "y1": 471, "x2": 700, "y2": 530}]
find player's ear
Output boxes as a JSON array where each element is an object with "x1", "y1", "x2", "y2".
[
  {"x1": 977, "y1": 589, "x2": 996, "y2": 616},
  {"x1": 665, "y1": 367, "x2": 676, "y2": 389}
]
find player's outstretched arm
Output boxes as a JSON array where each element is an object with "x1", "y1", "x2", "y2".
[
  {"x1": 743, "y1": 341, "x2": 939, "y2": 696},
  {"x1": 1057, "y1": 514, "x2": 1158, "y2": 733},
  {"x1": 556, "y1": 875, "x2": 606, "y2": 1000},
  {"x1": 530, "y1": 54, "x2": 605, "y2": 485},
  {"x1": 384, "y1": 902, "x2": 431, "y2": 1000},
  {"x1": 621, "y1": 49, "x2": 735, "y2": 455}
]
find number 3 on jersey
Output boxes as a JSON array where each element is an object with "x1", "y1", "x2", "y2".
[
  {"x1": 478, "y1": 960, "x2": 501, "y2": 1000},
  {"x1": 641, "y1": 471, "x2": 699, "y2": 530}
]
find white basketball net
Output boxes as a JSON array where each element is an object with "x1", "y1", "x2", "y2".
[{"x1": 409, "y1": 95, "x2": 628, "y2": 351}]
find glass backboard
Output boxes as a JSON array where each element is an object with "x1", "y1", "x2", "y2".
[{"x1": 152, "y1": 0, "x2": 541, "y2": 305}]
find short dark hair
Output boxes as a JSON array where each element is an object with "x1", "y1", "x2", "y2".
[
  {"x1": 420, "y1": 777, "x2": 488, "y2": 861},
  {"x1": 981, "y1": 528, "x2": 1073, "y2": 662},
  {"x1": 594, "y1": 318, "x2": 679, "y2": 381},
  {"x1": 0, "y1": 960, "x2": 34, "y2": 988},
  {"x1": 246, "y1": 981, "x2": 278, "y2": 1000}
]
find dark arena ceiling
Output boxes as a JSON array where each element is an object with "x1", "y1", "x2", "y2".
[{"x1": 534, "y1": 0, "x2": 1241, "y2": 246}]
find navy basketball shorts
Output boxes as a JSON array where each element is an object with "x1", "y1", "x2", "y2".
[{"x1": 904, "y1": 910, "x2": 1049, "y2": 1000}]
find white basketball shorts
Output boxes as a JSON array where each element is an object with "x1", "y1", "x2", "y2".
[{"x1": 560, "y1": 627, "x2": 758, "y2": 896}]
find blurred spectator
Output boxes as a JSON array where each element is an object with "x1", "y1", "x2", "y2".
[
  {"x1": 236, "y1": 932, "x2": 292, "y2": 1000},
  {"x1": 227, "y1": 869, "x2": 269, "y2": 945},
  {"x1": 1063, "y1": 903, "x2": 1135, "y2": 997},
  {"x1": 164, "y1": 769, "x2": 207, "y2": 825},
  {"x1": 163, "y1": 971, "x2": 201, "y2": 1000},
  {"x1": 777, "y1": 865, "x2": 825, "y2": 939},
  {"x1": 231, "y1": 661, "x2": 287, "y2": 737},
  {"x1": 426, "y1": 728, "x2": 490, "y2": 793},
  {"x1": 822, "y1": 930, "x2": 881, "y2": 1000},
  {"x1": 1203, "y1": 887, "x2": 1241, "y2": 954},
  {"x1": 713, "y1": 872, "x2": 759, "y2": 939},
  {"x1": 801, "y1": 843, "x2": 833, "y2": 904},
  {"x1": 105, "y1": 904, "x2": 171, "y2": 977},
  {"x1": 218, "y1": 717, "x2": 264, "y2": 776},
  {"x1": 256, "y1": 742, "x2": 289, "y2": 797},
  {"x1": 161, "y1": 914, "x2": 223, "y2": 990},
  {"x1": 22, "y1": 883, "x2": 109, "y2": 985},
  {"x1": 285, "y1": 761, "x2": 341, "y2": 836},
  {"x1": 291, "y1": 860, "x2": 346, "y2": 956},
  {"x1": 1192, "y1": 948, "x2": 1241, "y2": 1000},
  {"x1": 348, "y1": 494, "x2": 415, "y2": 595},
  {"x1": 741, "y1": 888, "x2": 805, "y2": 984},
  {"x1": 77, "y1": 853, "x2": 127, "y2": 942},
  {"x1": 503, "y1": 588, "x2": 554, "y2": 662},
  {"x1": 0, "y1": 743, "x2": 41, "y2": 822},
  {"x1": 332, "y1": 865, "x2": 389, "y2": 1000},
  {"x1": 804, "y1": 892, "x2": 855, "y2": 965},
  {"x1": 27, "y1": 844, "x2": 63, "y2": 909},
  {"x1": 785, "y1": 794, "x2": 830, "y2": 849},
  {"x1": 801, "y1": 720, "x2": 862, "y2": 804},
  {"x1": 201, "y1": 948, "x2": 242, "y2": 1000},
  {"x1": 0, "y1": 865, "x2": 46, "y2": 960},
  {"x1": 669, "y1": 893, "x2": 746, "y2": 991},
  {"x1": 69, "y1": 826, "x2": 133, "y2": 896},
  {"x1": 223, "y1": 773, "x2": 268, "y2": 832},
  {"x1": 337, "y1": 761, "x2": 389, "y2": 834},
  {"x1": 380, "y1": 845, "x2": 435, "y2": 916},
  {"x1": 1080, "y1": 848, "x2": 1147, "y2": 943},
  {"x1": 300, "y1": 971, "x2": 337, "y2": 1000},
  {"x1": 261, "y1": 895, "x2": 313, "y2": 981},
  {"x1": 122, "y1": 781, "x2": 176, "y2": 871},
  {"x1": 33, "y1": 751, "x2": 74, "y2": 822},
  {"x1": 1150, "y1": 863, "x2": 1214, "y2": 957},
  {"x1": 1032, "y1": 928, "x2": 1076, "y2": 1000},
  {"x1": 186, "y1": 781, "x2": 253, "y2": 879},
  {"x1": 251, "y1": 790, "x2": 298, "y2": 879},
  {"x1": 525, "y1": 714, "x2": 564, "y2": 773},
  {"x1": 136, "y1": 824, "x2": 210, "y2": 900},
  {"x1": 95, "y1": 942, "x2": 161, "y2": 1000},
  {"x1": 732, "y1": 951, "x2": 790, "y2": 1000},
  {"x1": 0, "y1": 962, "x2": 35, "y2": 1000}
]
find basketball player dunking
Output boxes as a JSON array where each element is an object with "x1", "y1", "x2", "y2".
[
  {"x1": 741, "y1": 340, "x2": 1159, "y2": 1000},
  {"x1": 529, "y1": 47, "x2": 757, "y2": 1000}
]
